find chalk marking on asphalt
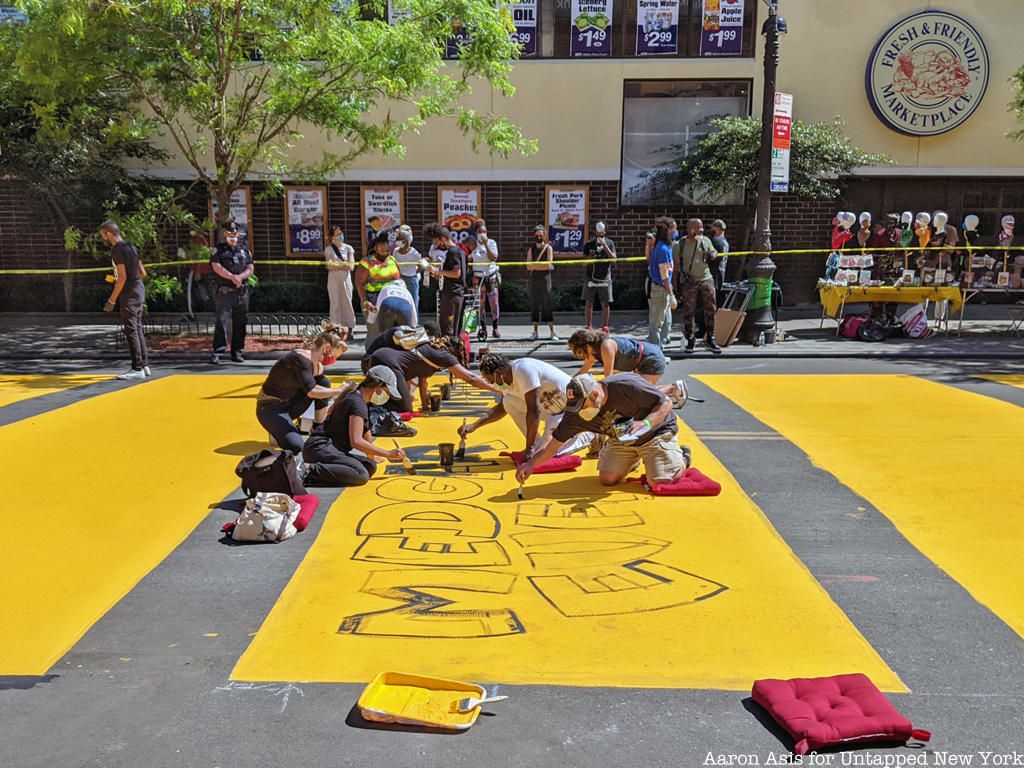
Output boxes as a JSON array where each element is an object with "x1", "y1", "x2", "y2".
[{"x1": 212, "y1": 681, "x2": 305, "y2": 714}]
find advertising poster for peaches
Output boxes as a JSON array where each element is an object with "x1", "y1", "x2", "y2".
[
  {"x1": 546, "y1": 186, "x2": 589, "y2": 255},
  {"x1": 284, "y1": 186, "x2": 327, "y2": 257},
  {"x1": 438, "y1": 186, "x2": 481, "y2": 246},
  {"x1": 361, "y1": 186, "x2": 404, "y2": 255}
]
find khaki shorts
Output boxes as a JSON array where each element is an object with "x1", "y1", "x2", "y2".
[{"x1": 598, "y1": 431, "x2": 687, "y2": 483}]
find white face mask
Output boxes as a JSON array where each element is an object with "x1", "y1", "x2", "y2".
[
  {"x1": 579, "y1": 404, "x2": 601, "y2": 421},
  {"x1": 371, "y1": 390, "x2": 390, "y2": 405}
]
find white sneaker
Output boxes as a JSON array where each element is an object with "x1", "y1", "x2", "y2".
[
  {"x1": 528, "y1": 331, "x2": 538, "y2": 341},
  {"x1": 550, "y1": 333, "x2": 561, "y2": 342},
  {"x1": 117, "y1": 369, "x2": 147, "y2": 380},
  {"x1": 143, "y1": 366, "x2": 152, "y2": 377}
]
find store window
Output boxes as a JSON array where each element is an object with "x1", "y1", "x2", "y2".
[
  {"x1": 962, "y1": 187, "x2": 1024, "y2": 239},
  {"x1": 620, "y1": 79, "x2": 751, "y2": 206}
]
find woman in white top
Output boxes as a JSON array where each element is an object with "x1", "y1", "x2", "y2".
[
  {"x1": 470, "y1": 220, "x2": 501, "y2": 337},
  {"x1": 391, "y1": 224, "x2": 424, "y2": 314},
  {"x1": 324, "y1": 226, "x2": 355, "y2": 339}
]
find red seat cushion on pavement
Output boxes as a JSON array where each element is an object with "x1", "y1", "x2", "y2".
[
  {"x1": 752, "y1": 674, "x2": 931, "y2": 755},
  {"x1": 500, "y1": 451, "x2": 582, "y2": 473},
  {"x1": 630, "y1": 468, "x2": 722, "y2": 496},
  {"x1": 292, "y1": 494, "x2": 319, "y2": 531},
  {"x1": 398, "y1": 412, "x2": 421, "y2": 421}
]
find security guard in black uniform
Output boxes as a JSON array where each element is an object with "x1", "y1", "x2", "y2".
[{"x1": 210, "y1": 222, "x2": 254, "y2": 364}]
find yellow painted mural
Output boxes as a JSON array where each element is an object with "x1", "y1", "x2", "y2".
[{"x1": 0, "y1": 374, "x2": 111, "y2": 410}]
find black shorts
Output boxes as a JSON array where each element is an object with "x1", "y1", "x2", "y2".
[{"x1": 582, "y1": 282, "x2": 613, "y2": 305}]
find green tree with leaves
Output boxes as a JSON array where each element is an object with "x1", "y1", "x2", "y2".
[
  {"x1": 1010, "y1": 65, "x2": 1024, "y2": 142},
  {"x1": 16, "y1": 0, "x2": 535, "y2": 225},
  {"x1": 631, "y1": 115, "x2": 891, "y2": 207}
]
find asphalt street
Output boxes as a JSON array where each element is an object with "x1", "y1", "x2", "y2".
[{"x1": 1, "y1": 355, "x2": 1022, "y2": 768}]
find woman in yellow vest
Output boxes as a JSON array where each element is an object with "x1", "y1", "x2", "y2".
[{"x1": 354, "y1": 232, "x2": 401, "y2": 341}]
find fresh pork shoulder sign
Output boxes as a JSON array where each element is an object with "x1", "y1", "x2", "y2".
[{"x1": 866, "y1": 10, "x2": 988, "y2": 137}]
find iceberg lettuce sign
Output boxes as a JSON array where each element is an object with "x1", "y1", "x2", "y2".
[{"x1": 570, "y1": 0, "x2": 612, "y2": 57}]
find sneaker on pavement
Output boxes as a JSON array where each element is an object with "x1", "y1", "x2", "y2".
[
  {"x1": 528, "y1": 331, "x2": 538, "y2": 341},
  {"x1": 706, "y1": 337, "x2": 722, "y2": 354},
  {"x1": 143, "y1": 366, "x2": 152, "y2": 377},
  {"x1": 210, "y1": 353, "x2": 221, "y2": 365},
  {"x1": 684, "y1": 336, "x2": 696, "y2": 354},
  {"x1": 550, "y1": 333, "x2": 561, "y2": 342},
  {"x1": 492, "y1": 326, "x2": 501, "y2": 338},
  {"x1": 670, "y1": 379, "x2": 688, "y2": 408},
  {"x1": 117, "y1": 369, "x2": 147, "y2": 380},
  {"x1": 231, "y1": 351, "x2": 245, "y2": 363}
]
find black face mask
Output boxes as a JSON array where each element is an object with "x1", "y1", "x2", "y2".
[{"x1": 535, "y1": 236, "x2": 544, "y2": 242}]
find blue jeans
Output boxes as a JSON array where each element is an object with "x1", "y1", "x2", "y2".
[
  {"x1": 401, "y1": 274, "x2": 421, "y2": 313},
  {"x1": 647, "y1": 283, "x2": 672, "y2": 348}
]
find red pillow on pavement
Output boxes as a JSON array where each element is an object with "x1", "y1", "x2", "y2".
[
  {"x1": 752, "y1": 674, "x2": 930, "y2": 755},
  {"x1": 500, "y1": 451, "x2": 582, "y2": 473},
  {"x1": 292, "y1": 494, "x2": 319, "y2": 531},
  {"x1": 630, "y1": 468, "x2": 721, "y2": 496}
]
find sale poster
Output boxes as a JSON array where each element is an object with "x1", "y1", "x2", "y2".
[
  {"x1": 546, "y1": 186, "x2": 589, "y2": 255},
  {"x1": 511, "y1": 0, "x2": 538, "y2": 56},
  {"x1": 387, "y1": 1, "x2": 411, "y2": 24},
  {"x1": 445, "y1": 20, "x2": 472, "y2": 58},
  {"x1": 208, "y1": 186, "x2": 253, "y2": 251},
  {"x1": 284, "y1": 186, "x2": 327, "y2": 257},
  {"x1": 438, "y1": 186, "x2": 482, "y2": 246},
  {"x1": 570, "y1": 0, "x2": 612, "y2": 57},
  {"x1": 636, "y1": 0, "x2": 679, "y2": 56},
  {"x1": 361, "y1": 186, "x2": 404, "y2": 255},
  {"x1": 699, "y1": 0, "x2": 745, "y2": 57}
]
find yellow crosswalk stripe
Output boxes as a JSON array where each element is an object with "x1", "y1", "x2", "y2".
[
  {"x1": 232, "y1": 413, "x2": 902, "y2": 691},
  {"x1": 979, "y1": 374, "x2": 1024, "y2": 391},
  {"x1": 0, "y1": 375, "x2": 267, "y2": 675},
  {"x1": 0, "y1": 374, "x2": 111, "y2": 409},
  {"x1": 698, "y1": 374, "x2": 1024, "y2": 639}
]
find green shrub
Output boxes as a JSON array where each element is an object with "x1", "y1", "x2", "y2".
[{"x1": 249, "y1": 280, "x2": 328, "y2": 312}]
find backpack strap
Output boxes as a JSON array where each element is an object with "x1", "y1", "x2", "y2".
[{"x1": 413, "y1": 349, "x2": 442, "y2": 369}]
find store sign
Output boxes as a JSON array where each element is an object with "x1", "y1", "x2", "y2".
[
  {"x1": 208, "y1": 187, "x2": 253, "y2": 251},
  {"x1": 387, "y1": 1, "x2": 411, "y2": 24},
  {"x1": 445, "y1": 20, "x2": 472, "y2": 58},
  {"x1": 699, "y1": 0, "x2": 744, "y2": 57},
  {"x1": 570, "y1": 0, "x2": 612, "y2": 58},
  {"x1": 546, "y1": 186, "x2": 589, "y2": 254},
  {"x1": 511, "y1": 0, "x2": 538, "y2": 56},
  {"x1": 284, "y1": 186, "x2": 327, "y2": 256},
  {"x1": 438, "y1": 186, "x2": 481, "y2": 246},
  {"x1": 361, "y1": 186, "x2": 404, "y2": 255},
  {"x1": 0, "y1": 5, "x2": 28, "y2": 24},
  {"x1": 866, "y1": 10, "x2": 989, "y2": 137},
  {"x1": 636, "y1": 0, "x2": 679, "y2": 56},
  {"x1": 769, "y1": 92, "x2": 792, "y2": 194}
]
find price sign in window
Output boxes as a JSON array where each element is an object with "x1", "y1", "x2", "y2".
[
  {"x1": 284, "y1": 186, "x2": 327, "y2": 257},
  {"x1": 546, "y1": 186, "x2": 589, "y2": 255},
  {"x1": 636, "y1": 0, "x2": 679, "y2": 56},
  {"x1": 699, "y1": 0, "x2": 745, "y2": 56},
  {"x1": 570, "y1": 0, "x2": 613, "y2": 57}
]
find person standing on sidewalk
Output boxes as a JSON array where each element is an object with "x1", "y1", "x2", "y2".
[
  {"x1": 354, "y1": 233, "x2": 401, "y2": 341},
  {"x1": 392, "y1": 225, "x2": 423, "y2": 314},
  {"x1": 646, "y1": 217, "x2": 676, "y2": 349},
  {"x1": 210, "y1": 223, "x2": 254, "y2": 364},
  {"x1": 527, "y1": 224, "x2": 557, "y2": 341},
  {"x1": 708, "y1": 219, "x2": 729, "y2": 292},
  {"x1": 472, "y1": 220, "x2": 502, "y2": 338},
  {"x1": 425, "y1": 222, "x2": 467, "y2": 336},
  {"x1": 678, "y1": 218, "x2": 721, "y2": 354},
  {"x1": 582, "y1": 221, "x2": 616, "y2": 331},
  {"x1": 324, "y1": 226, "x2": 355, "y2": 340},
  {"x1": 100, "y1": 220, "x2": 150, "y2": 380}
]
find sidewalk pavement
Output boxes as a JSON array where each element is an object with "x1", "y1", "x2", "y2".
[{"x1": 1, "y1": 305, "x2": 1023, "y2": 363}]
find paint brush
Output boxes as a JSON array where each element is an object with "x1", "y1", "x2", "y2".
[
  {"x1": 454, "y1": 419, "x2": 467, "y2": 459},
  {"x1": 392, "y1": 439, "x2": 415, "y2": 475},
  {"x1": 517, "y1": 480, "x2": 524, "y2": 500},
  {"x1": 451, "y1": 694, "x2": 508, "y2": 713}
]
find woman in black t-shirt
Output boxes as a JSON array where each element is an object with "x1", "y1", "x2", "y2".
[
  {"x1": 255, "y1": 328, "x2": 348, "y2": 454},
  {"x1": 303, "y1": 366, "x2": 408, "y2": 487},
  {"x1": 367, "y1": 335, "x2": 496, "y2": 412}
]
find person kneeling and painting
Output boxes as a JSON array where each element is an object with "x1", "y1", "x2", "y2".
[
  {"x1": 302, "y1": 365, "x2": 408, "y2": 487},
  {"x1": 515, "y1": 373, "x2": 689, "y2": 488}
]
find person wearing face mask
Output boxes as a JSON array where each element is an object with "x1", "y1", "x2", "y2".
[
  {"x1": 460, "y1": 353, "x2": 593, "y2": 459},
  {"x1": 391, "y1": 225, "x2": 423, "y2": 313},
  {"x1": 425, "y1": 222, "x2": 468, "y2": 337},
  {"x1": 355, "y1": 232, "x2": 401, "y2": 340},
  {"x1": 471, "y1": 220, "x2": 502, "y2": 338},
  {"x1": 209, "y1": 221, "x2": 255, "y2": 364},
  {"x1": 677, "y1": 218, "x2": 721, "y2": 354},
  {"x1": 324, "y1": 226, "x2": 355, "y2": 339},
  {"x1": 515, "y1": 373, "x2": 689, "y2": 488},
  {"x1": 527, "y1": 225, "x2": 557, "y2": 341},
  {"x1": 367, "y1": 334, "x2": 496, "y2": 413},
  {"x1": 567, "y1": 328, "x2": 687, "y2": 406},
  {"x1": 301, "y1": 365, "x2": 407, "y2": 487},
  {"x1": 255, "y1": 327, "x2": 349, "y2": 455}
]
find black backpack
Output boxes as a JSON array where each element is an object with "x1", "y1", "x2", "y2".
[{"x1": 235, "y1": 450, "x2": 306, "y2": 498}]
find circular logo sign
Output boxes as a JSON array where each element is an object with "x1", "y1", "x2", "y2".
[{"x1": 865, "y1": 10, "x2": 989, "y2": 137}]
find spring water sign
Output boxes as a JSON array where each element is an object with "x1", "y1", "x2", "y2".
[
  {"x1": 636, "y1": 0, "x2": 679, "y2": 56},
  {"x1": 866, "y1": 10, "x2": 989, "y2": 137},
  {"x1": 571, "y1": 0, "x2": 612, "y2": 57}
]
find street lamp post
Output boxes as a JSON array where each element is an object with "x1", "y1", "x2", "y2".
[{"x1": 742, "y1": 0, "x2": 785, "y2": 344}]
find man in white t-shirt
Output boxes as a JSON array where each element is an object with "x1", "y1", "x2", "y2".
[{"x1": 459, "y1": 353, "x2": 592, "y2": 457}]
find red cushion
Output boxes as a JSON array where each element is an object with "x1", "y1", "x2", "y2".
[
  {"x1": 398, "y1": 412, "x2": 419, "y2": 421},
  {"x1": 292, "y1": 494, "x2": 319, "y2": 531},
  {"x1": 752, "y1": 674, "x2": 930, "y2": 755},
  {"x1": 629, "y1": 468, "x2": 721, "y2": 496},
  {"x1": 500, "y1": 451, "x2": 582, "y2": 473}
]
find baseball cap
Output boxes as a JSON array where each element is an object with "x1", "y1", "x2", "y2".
[
  {"x1": 366, "y1": 365, "x2": 401, "y2": 400},
  {"x1": 564, "y1": 374, "x2": 599, "y2": 414},
  {"x1": 712, "y1": 219, "x2": 726, "y2": 231}
]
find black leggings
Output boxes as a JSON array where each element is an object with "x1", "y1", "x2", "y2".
[
  {"x1": 530, "y1": 271, "x2": 553, "y2": 323},
  {"x1": 302, "y1": 435, "x2": 377, "y2": 487},
  {"x1": 255, "y1": 374, "x2": 331, "y2": 454}
]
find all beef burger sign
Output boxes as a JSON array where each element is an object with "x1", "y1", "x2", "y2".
[{"x1": 865, "y1": 10, "x2": 988, "y2": 137}]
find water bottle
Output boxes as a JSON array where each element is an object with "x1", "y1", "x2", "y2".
[{"x1": 756, "y1": 332, "x2": 765, "y2": 347}]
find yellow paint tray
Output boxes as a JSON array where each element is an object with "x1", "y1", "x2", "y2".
[{"x1": 357, "y1": 671, "x2": 487, "y2": 730}]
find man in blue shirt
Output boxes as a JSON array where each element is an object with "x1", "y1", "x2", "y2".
[{"x1": 646, "y1": 216, "x2": 677, "y2": 348}]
